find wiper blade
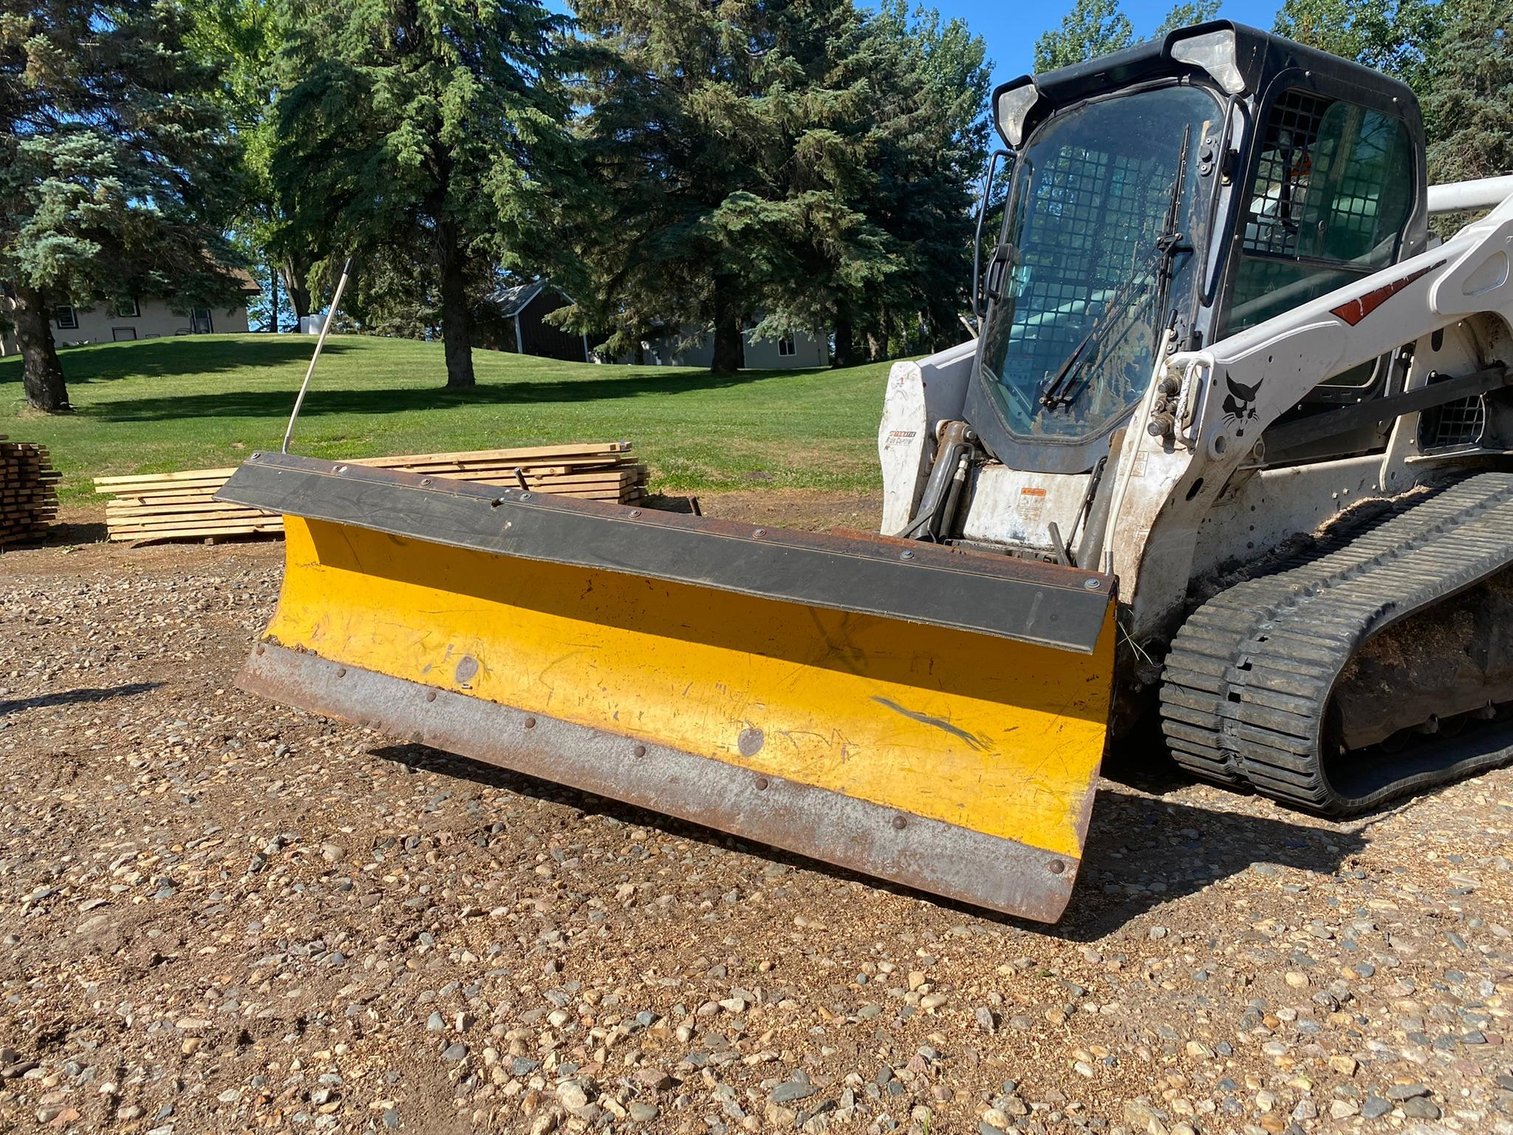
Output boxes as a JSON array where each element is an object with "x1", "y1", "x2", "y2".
[{"x1": 1040, "y1": 327, "x2": 1099, "y2": 409}]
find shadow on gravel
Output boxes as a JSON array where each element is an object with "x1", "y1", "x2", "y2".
[
  {"x1": 373, "y1": 741, "x2": 1368, "y2": 939},
  {"x1": 2, "y1": 518, "x2": 110, "y2": 548},
  {"x1": 0, "y1": 681, "x2": 162, "y2": 716},
  {"x1": 1061, "y1": 788, "x2": 1366, "y2": 940}
]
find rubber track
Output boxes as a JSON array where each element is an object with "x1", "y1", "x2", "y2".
[{"x1": 1160, "y1": 473, "x2": 1513, "y2": 815}]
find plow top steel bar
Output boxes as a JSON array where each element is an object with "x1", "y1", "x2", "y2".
[{"x1": 220, "y1": 451, "x2": 1115, "y2": 654}]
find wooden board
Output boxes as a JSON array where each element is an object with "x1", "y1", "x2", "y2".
[
  {"x1": 0, "y1": 439, "x2": 60, "y2": 546},
  {"x1": 94, "y1": 444, "x2": 648, "y2": 544}
]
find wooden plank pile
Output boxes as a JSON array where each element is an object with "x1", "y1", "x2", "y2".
[
  {"x1": 0, "y1": 436, "x2": 61, "y2": 546},
  {"x1": 94, "y1": 443, "x2": 647, "y2": 544}
]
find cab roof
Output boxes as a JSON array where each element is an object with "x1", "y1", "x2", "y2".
[{"x1": 996, "y1": 22, "x2": 1421, "y2": 149}]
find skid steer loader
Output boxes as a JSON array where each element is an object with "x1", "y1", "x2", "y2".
[{"x1": 221, "y1": 22, "x2": 1513, "y2": 922}]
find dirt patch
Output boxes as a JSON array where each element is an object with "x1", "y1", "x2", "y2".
[
  {"x1": 1, "y1": 503, "x2": 1511, "y2": 1135},
  {"x1": 647, "y1": 489, "x2": 883, "y2": 533}
]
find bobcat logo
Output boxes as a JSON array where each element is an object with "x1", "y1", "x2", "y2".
[{"x1": 1222, "y1": 374, "x2": 1262, "y2": 427}]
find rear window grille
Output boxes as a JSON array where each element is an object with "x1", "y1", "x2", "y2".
[{"x1": 1243, "y1": 89, "x2": 1332, "y2": 257}]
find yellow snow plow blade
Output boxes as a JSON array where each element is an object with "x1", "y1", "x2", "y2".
[{"x1": 220, "y1": 453, "x2": 1117, "y2": 922}]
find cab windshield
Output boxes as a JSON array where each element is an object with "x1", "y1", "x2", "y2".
[{"x1": 979, "y1": 85, "x2": 1218, "y2": 446}]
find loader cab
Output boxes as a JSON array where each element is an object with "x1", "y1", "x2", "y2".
[{"x1": 967, "y1": 23, "x2": 1427, "y2": 476}]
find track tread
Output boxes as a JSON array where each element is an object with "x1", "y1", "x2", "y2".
[{"x1": 1160, "y1": 474, "x2": 1513, "y2": 814}]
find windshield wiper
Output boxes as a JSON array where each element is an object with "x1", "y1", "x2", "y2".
[{"x1": 1039, "y1": 125, "x2": 1194, "y2": 411}]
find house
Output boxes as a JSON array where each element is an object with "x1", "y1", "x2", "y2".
[
  {"x1": 636, "y1": 323, "x2": 829, "y2": 369},
  {"x1": 467, "y1": 278, "x2": 828, "y2": 369},
  {"x1": 475, "y1": 281, "x2": 590, "y2": 363},
  {"x1": 0, "y1": 284, "x2": 254, "y2": 356}
]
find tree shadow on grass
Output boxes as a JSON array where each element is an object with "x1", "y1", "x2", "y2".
[
  {"x1": 368, "y1": 740, "x2": 1365, "y2": 939},
  {"x1": 88, "y1": 365, "x2": 819, "y2": 422},
  {"x1": 0, "y1": 337, "x2": 351, "y2": 388}
]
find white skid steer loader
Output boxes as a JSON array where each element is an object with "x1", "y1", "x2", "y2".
[{"x1": 221, "y1": 22, "x2": 1513, "y2": 922}]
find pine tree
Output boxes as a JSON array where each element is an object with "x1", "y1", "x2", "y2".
[
  {"x1": 565, "y1": 1, "x2": 857, "y2": 374},
  {"x1": 1, "y1": 0, "x2": 243, "y2": 412},
  {"x1": 1423, "y1": 0, "x2": 1512, "y2": 186},
  {"x1": 270, "y1": 0, "x2": 575, "y2": 388},
  {"x1": 565, "y1": 0, "x2": 990, "y2": 374},
  {"x1": 832, "y1": 3, "x2": 991, "y2": 362}
]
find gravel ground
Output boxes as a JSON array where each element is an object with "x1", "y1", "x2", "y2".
[{"x1": 1, "y1": 506, "x2": 1511, "y2": 1135}]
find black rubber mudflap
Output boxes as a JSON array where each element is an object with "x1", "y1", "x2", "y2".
[{"x1": 1162, "y1": 474, "x2": 1513, "y2": 815}]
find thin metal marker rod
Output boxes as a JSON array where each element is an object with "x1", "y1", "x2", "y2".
[{"x1": 282, "y1": 255, "x2": 354, "y2": 454}]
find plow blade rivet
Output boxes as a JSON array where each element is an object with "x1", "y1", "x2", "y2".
[
  {"x1": 336, "y1": 667, "x2": 346, "y2": 677},
  {"x1": 524, "y1": 717, "x2": 537, "y2": 729},
  {"x1": 629, "y1": 510, "x2": 641, "y2": 518},
  {"x1": 255, "y1": 644, "x2": 265, "y2": 656},
  {"x1": 1084, "y1": 578, "x2": 1102, "y2": 590},
  {"x1": 633, "y1": 744, "x2": 647, "y2": 758},
  {"x1": 754, "y1": 776, "x2": 769, "y2": 791},
  {"x1": 1047, "y1": 859, "x2": 1065, "y2": 874},
  {"x1": 892, "y1": 815, "x2": 907, "y2": 830},
  {"x1": 901, "y1": 550, "x2": 914, "y2": 559},
  {"x1": 425, "y1": 690, "x2": 437, "y2": 702},
  {"x1": 753, "y1": 528, "x2": 766, "y2": 538},
  {"x1": 737, "y1": 728, "x2": 765, "y2": 756}
]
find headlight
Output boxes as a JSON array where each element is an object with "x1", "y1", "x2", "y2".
[
  {"x1": 1169, "y1": 28, "x2": 1246, "y2": 95},
  {"x1": 996, "y1": 81, "x2": 1041, "y2": 148}
]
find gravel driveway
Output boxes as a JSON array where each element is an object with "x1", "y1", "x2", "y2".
[{"x1": 1, "y1": 518, "x2": 1510, "y2": 1135}]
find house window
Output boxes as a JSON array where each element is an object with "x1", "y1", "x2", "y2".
[
  {"x1": 55, "y1": 305, "x2": 78, "y2": 330},
  {"x1": 111, "y1": 327, "x2": 137, "y2": 342},
  {"x1": 190, "y1": 307, "x2": 213, "y2": 334},
  {"x1": 112, "y1": 296, "x2": 140, "y2": 318},
  {"x1": 777, "y1": 334, "x2": 796, "y2": 357}
]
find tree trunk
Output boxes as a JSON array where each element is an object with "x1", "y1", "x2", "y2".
[
  {"x1": 284, "y1": 260, "x2": 312, "y2": 321},
  {"x1": 268, "y1": 261, "x2": 280, "y2": 334},
  {"x1": 710, "y1": 273, "x2": 744, "y2": 376},
  {"x1": 438, "y1": 223, "x2": 475, "y2": 389},
  {"x1": 13, "y1": 286, "x2": 71, "y2": 413},
  {"x1": 833, "y1": 317, "x2": 855, "y2": 368}
]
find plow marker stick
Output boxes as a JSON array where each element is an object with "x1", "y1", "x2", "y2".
[{"x1": 282, "y1": 255, "x2": 354, "y2": 455}]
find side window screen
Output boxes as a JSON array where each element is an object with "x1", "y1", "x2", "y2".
[
  {"x1": 1243, "y1": 89, "x2": 1332, "y2": 259},
  {"x1": 1226, "y1": 89, "x2": 1414, "y2": 391}
]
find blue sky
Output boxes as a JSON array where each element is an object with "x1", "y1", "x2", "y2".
[
  {"x1": 938, "y1": 0, "x2": 1282, "y2": 84},
  {"x1": 546, "y1": 2, "x2": 1284, "y2": 90}
]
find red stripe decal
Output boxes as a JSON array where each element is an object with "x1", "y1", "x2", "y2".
[{"x1": 1330, "y1": 260, "x2": 1445, "y2": 327}]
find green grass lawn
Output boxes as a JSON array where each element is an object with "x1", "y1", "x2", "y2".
[{"x1": 0, "y1": 334, "x2": 893, "y2": 502}]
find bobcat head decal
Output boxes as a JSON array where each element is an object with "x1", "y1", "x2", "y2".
[{"x1": 1222, "y1": 374, "x2": 1262, "y2": 428}]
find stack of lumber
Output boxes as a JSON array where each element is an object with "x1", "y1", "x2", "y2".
[
  {"x1": 94, "y1": 442, "x2": 648, "y2": 544},
  {"x1": 0, "y1": 436, "x2": 60, "y2": 546},
  {"x1": 95, "y1": 467, "x2": 284, "y2": 544}
]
